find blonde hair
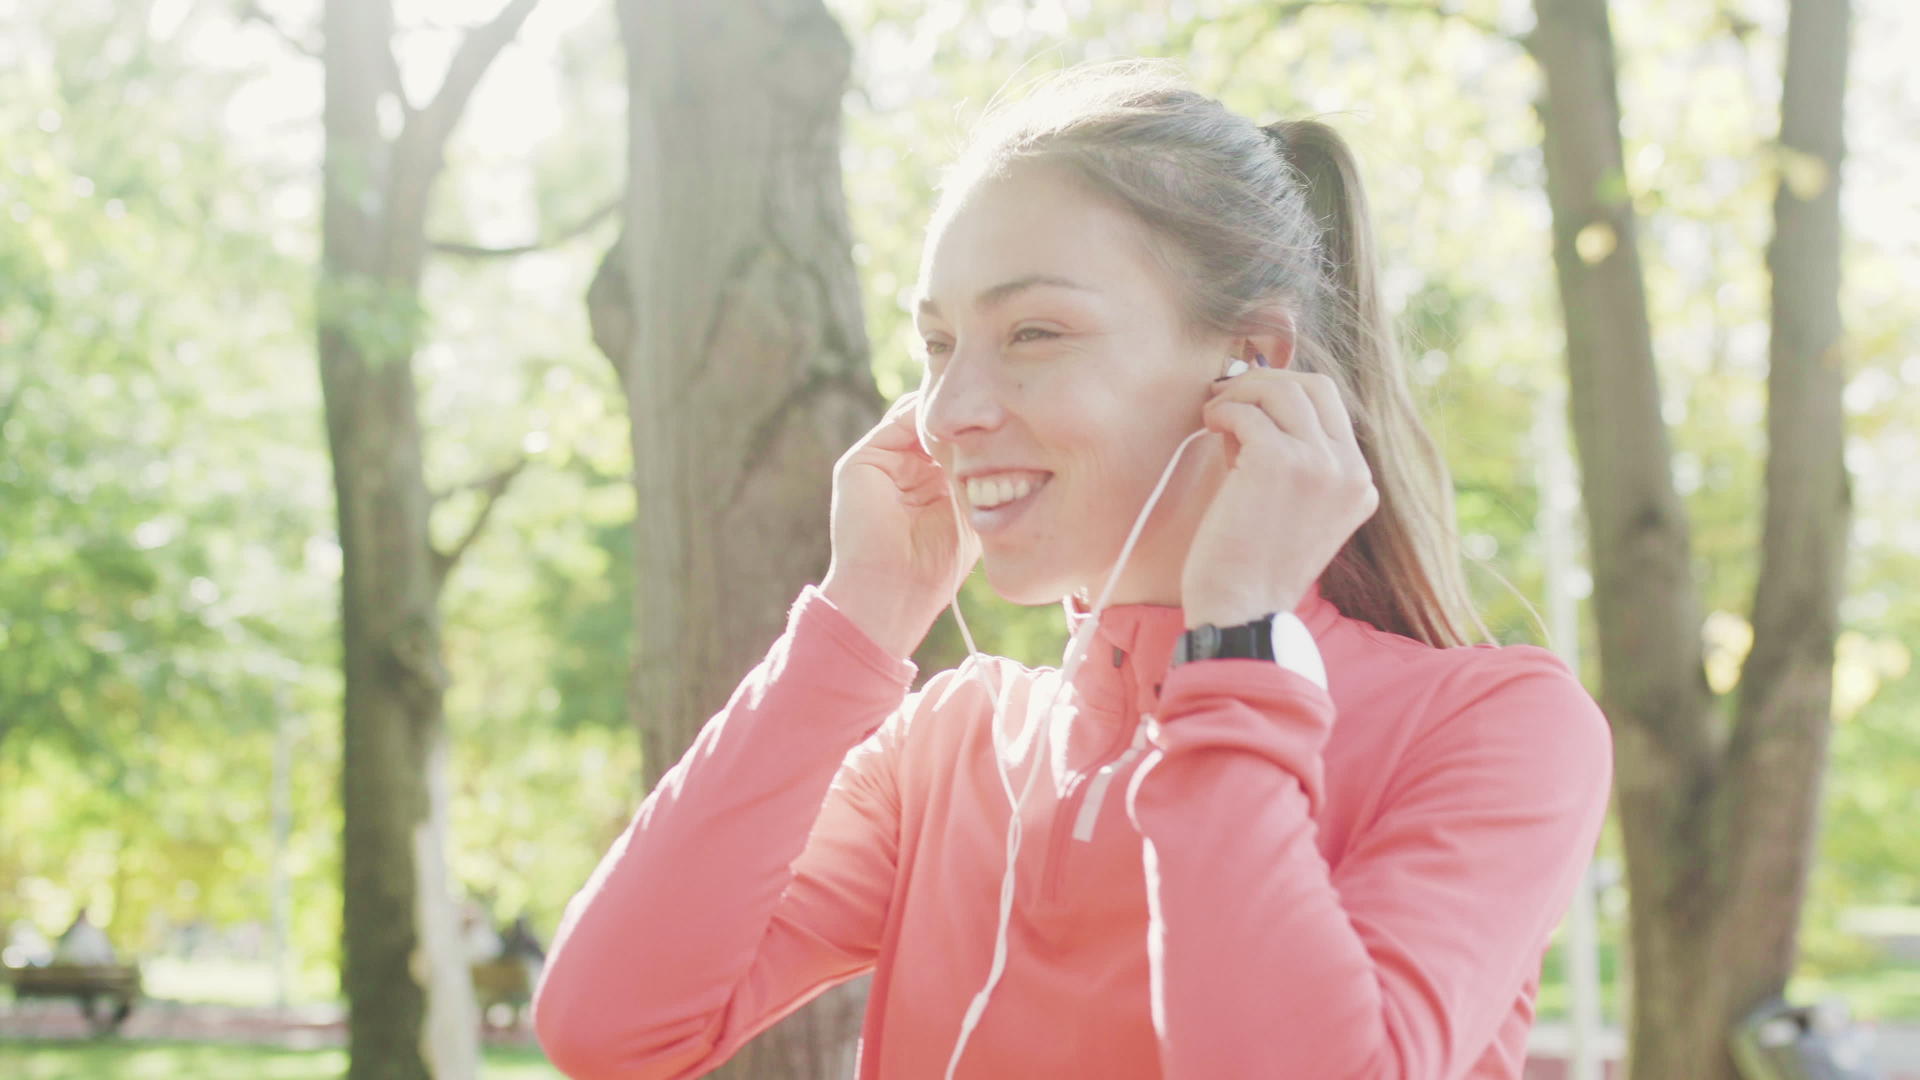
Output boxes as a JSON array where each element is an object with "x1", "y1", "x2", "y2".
[{"x1": 934, "y1": 59, "x2": 1490, "y2": 648}]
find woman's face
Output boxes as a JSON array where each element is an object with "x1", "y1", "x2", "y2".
[{"x1": 913, "y1": 163, "x2": 1237, "y2": 609}]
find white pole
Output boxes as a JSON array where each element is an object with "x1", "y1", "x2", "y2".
[{"x1": 1534, "y1": 377, "x2": 1605, "y2": 1080}]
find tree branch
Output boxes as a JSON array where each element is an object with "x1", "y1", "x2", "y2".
[
  {"x1": 1182, "y1": 0, "x2": 1523, "y2": 86},
  {"x1": 383, "y1": 0, "x2": 541, "y2": 274},
  {"x1": 1180, "y1": 0, "x2": 1520, "y2": 63},
  {"x1": 1530, "y1": 0, "x2": 1714, "y2": 770},
  {"x1": 1276, "y1": 0, "x2": 1515, "y2": 41},
  {"x1": 1731, "y1": 0, "x2": 1851, "y2": 761},
  {"x1": 431, "y1": 197, "x2": 620, "y2": 259},
  {"x1": 241, "y1": 1, "x2": 321, "y2": 59},
  {"x1": 431, "y1": 457, "x2": 528, "y2": 587},
  {"x1": 405, "y1": 0, "x2": 541, "y2": 162}
]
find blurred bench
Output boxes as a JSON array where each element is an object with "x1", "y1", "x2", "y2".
[{"x1": 3, "y1": 962, "x2": 143, "y2": 1034}]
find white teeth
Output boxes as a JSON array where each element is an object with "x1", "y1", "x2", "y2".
[{"x1": 966, "y1": 473, "x2": 1043, "y2": 510}]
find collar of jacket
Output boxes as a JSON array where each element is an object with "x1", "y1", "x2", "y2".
[{"x1": 1059, "y1": 579, "x2": 1341, "y2": 717}]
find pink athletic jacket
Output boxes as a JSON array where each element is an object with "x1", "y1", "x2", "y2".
[{"x1": 533, "y1": 579, "x2": 1614, "y2": 1079}]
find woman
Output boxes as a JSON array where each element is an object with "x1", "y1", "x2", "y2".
[{"x1": 533, "y1": 59, "x2": 1613, "y2": 1080}]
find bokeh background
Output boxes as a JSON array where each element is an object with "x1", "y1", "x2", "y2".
[{"x1": 1, "y1": 0, "x2": 1914, "y2": 1077}]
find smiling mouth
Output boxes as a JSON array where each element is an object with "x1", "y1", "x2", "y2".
[{"x1": 964, "y1": 472, "x2": 1052, "y2": 510}]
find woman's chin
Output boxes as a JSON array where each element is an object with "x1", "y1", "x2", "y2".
[{"x1": 980, "y1": 558, "x2": 1074, "y2": 607}]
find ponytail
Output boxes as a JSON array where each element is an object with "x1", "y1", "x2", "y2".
[
  {"x1": 1263, "y1": 119, "x2": 1488, "y2": 648},
  {"x1": 1262, "y1": 120, "x2": 1378, "y2": 361}
]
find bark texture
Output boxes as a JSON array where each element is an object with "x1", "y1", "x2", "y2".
[
  {"x1": 593, "y1": 1, "x2": 884, "y2": 1076},
  {"x1": 1528, "y1": 1, "x2": 1853, "y2": 1076},
  {"x1": 320, "y1": 2, "x2": 536, "y2": 1076}
]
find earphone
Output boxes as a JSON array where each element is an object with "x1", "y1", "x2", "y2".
[
  {"x1": 931, "y1": 345, "x2": 1263, "y2": 1077},
  {"x1": 1220, "y1": 348, "x2": 1268, "y2": 381}
]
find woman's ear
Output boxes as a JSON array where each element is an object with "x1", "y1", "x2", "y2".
[
  {"x1": 1264, "y1": 307, "x2": 1300, "y2": 370},
  {"x1": 1235, "y1": 307, "x2": 1298, "y2": 371}
]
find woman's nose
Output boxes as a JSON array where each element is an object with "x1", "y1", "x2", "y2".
[{"x1": 918, "y1": 354, "x2": 1008, "y2": 448}]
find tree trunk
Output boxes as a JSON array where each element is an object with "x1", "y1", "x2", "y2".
[
  {"x1": 1527, "y1": 1, "x2": 1852, "y2": 1077},
  {"x1": 594, "y1": 1, "x2": 884, "y2": 1076},
  {"x1": 320, "y1": 2, "x2": 537, "y2": 1076}
]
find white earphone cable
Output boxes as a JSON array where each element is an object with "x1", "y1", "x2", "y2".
[{"x1": 939, "y1": 422, "x2": 1214, "y2": 1078}]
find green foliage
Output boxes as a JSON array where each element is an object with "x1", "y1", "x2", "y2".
[
  {"x1": 2, "y1": 17, "x2": 325, "y2": 661},
  {"x1": 0, "y1": 0, "x2": 339, "y2": 990}
]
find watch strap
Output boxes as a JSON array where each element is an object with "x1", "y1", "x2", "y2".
[
  {"x1": 1175, "y1": 620, "x2": 1273, "y2": 664},
  {"x1": 1173, "y1": 612, "x2": 1327, "y2": 692}
]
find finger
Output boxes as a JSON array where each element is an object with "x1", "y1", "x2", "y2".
[
  {"x1": 893, "y1": 388, "x2": 947, "y2": 461},
  {"x1": 1212, "y1": 374, "x2": 1329, "y2": 451},
  {"x1": 1202, "y1": 398, "x2": 1309, "y2": 461},
  {"x1": 861, "y1": 451, "x2": 948, "y2": 503},
  {"x1": 869, "y1": 393, "x2": 935, "y2": 457},
  {"x1": 1291, "y1": 375, "x2": 1372, "y2": 481},
  {"x1": 880, "y1": 388, "x2": 923, "y2": 431},
  {"x1": 1292, "y1": 373, "x2": 1360, "y2": 449}
]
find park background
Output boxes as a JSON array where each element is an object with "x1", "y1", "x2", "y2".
[{"x1": 0, "y1": 0, "x2": 1915, "y2": 1077}]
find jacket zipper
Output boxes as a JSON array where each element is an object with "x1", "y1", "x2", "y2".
[{"x1": 1039, "y1": 659, "x2": 1140, "y2": 904}]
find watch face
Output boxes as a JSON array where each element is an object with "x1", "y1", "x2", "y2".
[{"x1": 1196, "y1": 624, "x2": 1221, "y2": 661}]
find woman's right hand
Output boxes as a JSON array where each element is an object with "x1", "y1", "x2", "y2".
[{"x1": 820, "y1": 388, "x2": 980, "y2": 661}]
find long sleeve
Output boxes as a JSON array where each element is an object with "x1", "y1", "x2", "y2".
[
  {"x1": 533, "y1": 584, "x2": 920, "y2": 1080},
  {"x1": 1122, "y1": 647, "x2": 1614, "y2": 1080}
]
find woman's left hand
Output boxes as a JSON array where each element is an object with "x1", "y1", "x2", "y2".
[{"x1": 1180, "y1": 368, "x2": 1379, "y2": 629}]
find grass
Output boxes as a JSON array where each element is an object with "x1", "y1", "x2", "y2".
[
  {"x1": 0, "y1": 1039, "x2": 565, "y2": 1079},
  {"x1": 1789, "y1": 965, "x2": 1920, "y2": 1023},
  {"x1": 138, "y1": 956, "x2": 338, "y2": 1007}
]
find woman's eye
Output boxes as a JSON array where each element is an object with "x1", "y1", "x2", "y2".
[{"x1": 922, "y1": 327, "x2": 1056, "y2": 359}]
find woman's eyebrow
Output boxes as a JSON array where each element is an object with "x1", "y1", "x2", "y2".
[{"x1": 914, "y1": 274, "x2": 1097, "y2": 321}]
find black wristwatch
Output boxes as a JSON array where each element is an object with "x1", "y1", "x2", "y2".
[
  {"x1": 1171, "y1": 617, "x2": 1276, "y2": 666},
  {"x1": 1170, "y1": 612, "x2": 1328, "y2": 690}
]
